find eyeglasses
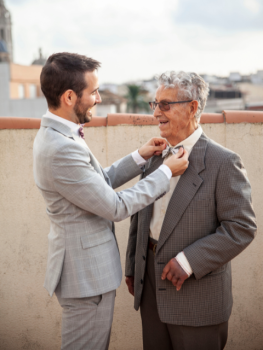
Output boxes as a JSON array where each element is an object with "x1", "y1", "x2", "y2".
[{"x1": 149, "y1": 100, "x2": 193, "y2": 111}]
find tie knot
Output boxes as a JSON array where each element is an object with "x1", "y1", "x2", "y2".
[
  {"x1": 162, "y1": 145, "x2": 182, "y2": 158},
  {"x1": 79, "y1": 124, "x2": 85, "y2": 139}
]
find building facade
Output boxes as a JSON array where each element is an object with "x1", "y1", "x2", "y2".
[{"x1": 0, "y1": 0, "x2": 13, "y2": 62}]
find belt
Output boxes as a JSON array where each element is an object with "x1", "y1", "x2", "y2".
[{"x1": 148, "y1": 240, "x2": 157, "y2": 255}]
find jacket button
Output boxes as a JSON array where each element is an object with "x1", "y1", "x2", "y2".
[
  {"x1": 141, "y1": 279, "x2": 143, "y2": 284},
  {"x1": 143, "y1": 256, "x2": 146, "y2": 260}
]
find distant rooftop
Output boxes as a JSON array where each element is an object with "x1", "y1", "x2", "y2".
[
  {"x1": 32, "y1": 48, "x2": 46, "y2": 66},
  {"x1": 99, "y1": 90, "x2": 127, "y2": 105}
]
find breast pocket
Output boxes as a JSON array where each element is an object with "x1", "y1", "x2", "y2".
[
  {"x1": 188, "y1": 197, "x2": 213, "y2": 212},
  {"x1": 80, "y1": 229, "x2": 113, "y2": 249}
]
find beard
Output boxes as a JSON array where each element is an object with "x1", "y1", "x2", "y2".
[{"x1": 74, "y1": 98, "x2": 95, "y2": 124}]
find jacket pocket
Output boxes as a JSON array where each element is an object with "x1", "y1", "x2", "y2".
[
  {"x1": 208, "y1": 264, "x2": 227, "y2": 276},
  {"x1": 80, "y1": 229, "x2": 113, "y2": 249}
]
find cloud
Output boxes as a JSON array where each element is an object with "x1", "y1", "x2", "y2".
[
  {"x1": 4, "y1": 0, "x2": 263, "y2": 83},
  {"x1": 174, "y1": 0, "x2": 263, "y2": 31},
  {"x1": 6, "y1": 0, "x2": 29, "y2": 5}
]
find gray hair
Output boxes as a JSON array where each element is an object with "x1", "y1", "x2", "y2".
[{"x1": 157, "y1": 71, "x2": 209, "y2": 121}]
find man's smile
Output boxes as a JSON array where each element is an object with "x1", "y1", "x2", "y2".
[{"x1": 158, "y1": 119, "x2": 169, "y2": 128}]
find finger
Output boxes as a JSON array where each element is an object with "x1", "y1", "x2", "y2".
[
  {"x1": 178, "y1": 147, "x2": 185, "y2": 155},
  {"x1": 176, "y1": 278, "x2": 185, "y2": 291},
  {"x1": 129, "y1": 286, "x2": 134, "y2": 296},
  {"x1": 181, "y1": 149, "x2": 189, "y2": 159},
  {"x1": 152, "y1": 144, "x2": 167, "y2": 152},
  {"x1": 152, "y1": 138, "x2": 168, "y2": 146},
  {"x1": 170, "y1": 148, "x2": 184, "y2": 160},
  {"x1": 150, "y1": 146, "x2": 166, "y2": 156},
  {"x1": 171, "y1": 276, "x2": 179, "y2": 287},
  {"x1": 161, "y1": 264, "x2": 170, "y2": 280},
  {"x1": 166, "y1": 272, "x2": 173, "y2": 281}
]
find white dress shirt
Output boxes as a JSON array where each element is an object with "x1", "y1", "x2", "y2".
[
  {"x1": 43, "y1": 110, "x2": 80, "y2": 136},
  {"x1": 149, "y1": 125, "x2": 203, "y2": 276}
]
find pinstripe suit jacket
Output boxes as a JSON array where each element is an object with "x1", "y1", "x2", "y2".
[
  {"x1": 125, "y1": 132, "x2": 257, "y2": 327},
  {"x1": 33, "y1": 117, "x2": 170, "y2": 298}
]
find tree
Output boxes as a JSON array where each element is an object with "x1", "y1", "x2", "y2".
[{"x1": 126, "y1": 85, "x2": 150, "y2": 113}]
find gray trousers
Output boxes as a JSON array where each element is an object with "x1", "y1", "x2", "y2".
[
  {"x1": 140, "y1": 243, "x2": 228, "y2": 350},
  {"x1": 56, "y1": 284, "x2": 115, "y2": 350}
]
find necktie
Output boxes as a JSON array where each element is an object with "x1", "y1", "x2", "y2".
[
  {"x1": 162, "y1": 145, "x2": 183, "y2": 158},
  {"x1": 79, "y1": 124, "x2": 85, "y2": 139}
]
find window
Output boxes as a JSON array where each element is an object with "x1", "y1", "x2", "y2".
[
  {"x1": 18, "y1": 84, "x2": 25, "y2": 99},
  {"x1": 29, "y1": 84, "x2": 37, "y2": 98}
]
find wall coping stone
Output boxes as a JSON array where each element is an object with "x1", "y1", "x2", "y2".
[
  {"x1": 0, "y1": 111, "x2": 263, "y2": 129},
  {"x1": 223, "y1": 110, "x2": 263, "y2": 123}
]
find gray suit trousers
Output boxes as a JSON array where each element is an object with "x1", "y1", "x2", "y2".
[
  {"x1": 56, "y1": 283, "x2": 115, "y2": 350},
  {"x1": 140, "y1": 239, "x2": 228, "y2": 350}
]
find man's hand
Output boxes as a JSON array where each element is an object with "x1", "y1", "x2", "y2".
[
  {"x1": 138, "y1": 138, "x2": 168, "y2": 160},
  {"x1": 164, "y1": 148, "x2": 189, "y2": 177},
  {"x1": 161, "y1": 258, "x2": 189, "y2": 291},
  {"x1": 125, "y1": 276, "x2": 135, "y2": 296}
]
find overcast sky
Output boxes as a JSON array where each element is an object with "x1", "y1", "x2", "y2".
[{"x1": 6, "y1": 0, "x2": 263, "y2": 84}]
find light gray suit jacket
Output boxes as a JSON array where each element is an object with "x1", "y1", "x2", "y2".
[
  {"x1": 33, "y1": 117, "x2": 170, "y2": 298},
  {"x1": 125, "y1": 133, "x2": 257, "y2": 327}
]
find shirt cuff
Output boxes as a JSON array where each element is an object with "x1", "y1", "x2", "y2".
[
  {"x1": 159, "y1": 164, "x2": 172, "y2": 180},
  {"x1": 132, "y1": 150, "x2": 148, "y2": 167},
  {"x1": 175, "y1": 251, "x2": 193, "y2": 277}
]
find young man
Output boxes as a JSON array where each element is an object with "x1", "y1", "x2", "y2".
[{"x1": 33, "y1": 53, "x2": 189, "y2": 350}]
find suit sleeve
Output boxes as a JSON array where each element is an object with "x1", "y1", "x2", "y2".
[
  {"x1": 184, "y1": 152, "x2": 257, "y2": 280},
  {"x1": 51, "y1": 143, "x2": 170, "y2": 223},
  {"x1": 104, "y1": 154, "x2": 142, "y2": 189}
]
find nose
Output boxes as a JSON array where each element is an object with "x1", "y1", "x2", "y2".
[
  {"x1": 96, "y1": 91, "x2": 102, "y2": 104},
  {"x1": 153, "y1": 104, "x2": 162, "y2": 119}
]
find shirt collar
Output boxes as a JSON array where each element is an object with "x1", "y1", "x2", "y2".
[
  {"x1": 172, "y1": 125, "x2": 203, "y2": 154},
  {"x1": 43, "y1": 110, "x2": 80, "y2": 137}
]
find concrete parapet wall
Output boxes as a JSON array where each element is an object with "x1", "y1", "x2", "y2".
[{"x1": 0, "y1": 112, "x2": 263, "y2": 350}]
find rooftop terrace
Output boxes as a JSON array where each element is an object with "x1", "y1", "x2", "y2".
[{"x1": 0, "y1": 111, "x2": 263, "y2": 350}]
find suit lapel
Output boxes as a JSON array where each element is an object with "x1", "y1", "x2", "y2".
[
  {"x1": 156, "y1": 133, "x2": 209, "y2": 254},
  {"x1": 41, "y1": 117, "x2": 104, "y2": 179},
  {"x1": 88, "y1": 150, "x2": 104, "y2": 178},
  {"x1": 70, "y1": 133, "x2": 104, "y2": 179},
  {"x1": 144, "y1": 155, "x2": 164, "y2": 177}
]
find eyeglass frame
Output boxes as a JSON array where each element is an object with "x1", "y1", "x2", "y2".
[{"x1": 149, "y1": 100, "x2": 193, "y2": 111}]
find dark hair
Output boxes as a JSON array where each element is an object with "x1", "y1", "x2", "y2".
[{"x1": 40, "y1": 52, "x2": 101, "y2": 109}]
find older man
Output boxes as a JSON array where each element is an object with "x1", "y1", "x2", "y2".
[{"x1": 125, "y1": 71, "x2": 257, "y2": 350}]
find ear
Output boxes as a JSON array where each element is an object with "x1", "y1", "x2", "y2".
[
  {"x1": 189, "y1": 100, "x2": 199, "y2": 119},
  {"x1": 61, "y1": 90, "x2": 77, "y2": 107}
]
